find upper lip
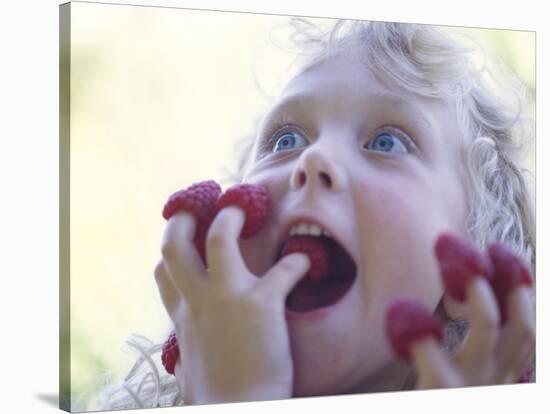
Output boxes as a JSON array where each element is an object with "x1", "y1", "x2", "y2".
[{"x1": 275, "y1": 213, "x2": 357, "y2": 266}]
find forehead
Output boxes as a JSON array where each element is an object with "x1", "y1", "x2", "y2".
[
  {"x1": 258, "y1": 51, "x2": 465, "y2": 166},
  {"x1": 278, "y1": 51, "x2": 452, "y2": 117}
]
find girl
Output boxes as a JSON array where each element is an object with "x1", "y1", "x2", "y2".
[{"x1": 99, "y1": 17, "x2": 534, "y2": 409}]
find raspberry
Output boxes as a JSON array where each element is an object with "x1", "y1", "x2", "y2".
[
  {"x1": 162, "y1": 180, "x2": 222, "y2": 264},
  {"x1": 488, "y1": 241, "x2": 533, "y2": 323},
  {"x1": 386, "y1": 298, "x2": 443, "y2": 361},
  {"x1": 281, "y1": 235, "x2": 330, "y2": 282},
  {"x1": 216, "y1": 184, "x2": 269, "y2": 239},
  {"x1": 434, "y1": 233, "x2": 493, "y2": 302},
  {"x1": 161, "y1": 330, "x2": 180, "y2": 375},
  {"x1": 162, "y1": 180, "x2": 221, "y2": 232}
]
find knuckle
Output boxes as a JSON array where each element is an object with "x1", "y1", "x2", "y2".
[
  {"x1": 244, "y1": 294, "x2": 264, "y2": 312},
  {"x1": 478, "y1": 307, "x2": 500, "y2": 332},
  {"x1": 249, "y1": 286, "x2": 278, "y2": 312},
  {"x1": 154, "y1": 260, "x2": 165, "y2": 281},
  {"x1": 517, "y1": 323, "x2": 536, "y2": 349}
]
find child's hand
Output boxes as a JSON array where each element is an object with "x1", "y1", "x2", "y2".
[
  {"x1": 155, "y1": 207, "x2": 309, "y2": 403},
  {"x1": 390, "y1": 235, "x2": 535, "y2": 389}
]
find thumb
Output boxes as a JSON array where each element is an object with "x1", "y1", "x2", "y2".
[{"x1": 257, "y1": 253, "x2": 310, "y2": 298}]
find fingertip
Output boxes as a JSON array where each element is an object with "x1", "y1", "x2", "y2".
[
  {"x1": 434, "y1": 232, "x2": 492, "y2": 303},
  {"x1": 259, "y1": 252, "x2": 311, "y2": 294},
  {"x1": 385, "y1": 298, "x2": 443, "y2": 361},
  {"x1": 276, "y1": 252, "x2": 311, "y2": 277},
  {"x1": 290, "y1": 252, "x2": 311, "y2": 269}
]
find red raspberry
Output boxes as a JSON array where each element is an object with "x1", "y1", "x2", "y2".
[
  {"x1": 162, "y1": 180, "x2": 221, "y2": 231},
  {"x1": 216, "y1": 184, "x2": 269, "y2": 239},
  {"x1": 161, "y1": 330, "x2": 180, "y2": 375},
  {"x1": 386, "y1": 298, "x2": 443, "y2": 361},
  {"x1": 434, "y1": 233, "x2": 493, "y2": 302},
  {"x1": 162, "y1": 180, "x2": 222, "y2": 264},
  {"x1": 281, "y1": 235, "x2": 329, "y2": 282},
  {"x1": 488, "y1": 241, "x2": 533, "y2": 323}
]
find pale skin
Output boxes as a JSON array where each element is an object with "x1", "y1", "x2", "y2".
[{"x1": 155, "y1": 50, "x2": 535, "y2": 403}]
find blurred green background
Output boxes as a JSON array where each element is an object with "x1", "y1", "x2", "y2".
[{"x1": 63, "y1": 3, "x2": 535, "y2": 410}]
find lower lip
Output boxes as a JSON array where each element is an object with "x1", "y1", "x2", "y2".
[{"x1": 284, "y1": 299, "x2": 342, "y2": 321}]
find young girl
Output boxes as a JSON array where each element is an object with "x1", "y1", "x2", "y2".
[{"x1": 99, "y1": 17, "x2": 535, "y2": 409}]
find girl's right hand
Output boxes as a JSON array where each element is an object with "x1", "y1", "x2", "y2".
[{"x1": 154, "y1": 206, "x2": 310, "y2": 404}]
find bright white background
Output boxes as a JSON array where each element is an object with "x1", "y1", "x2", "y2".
[{"x1": 0, "y1": 0, "x2": 547, "y2": 413}]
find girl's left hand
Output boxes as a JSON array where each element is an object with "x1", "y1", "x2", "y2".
[
  {"x1": 409, "y1": 243, "x2": 535, "y2": 388},
  {"x1": 412, "y1": 279, "x2": 535, "y2": 388}
]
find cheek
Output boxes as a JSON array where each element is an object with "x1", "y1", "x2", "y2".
[
  {"x1": 352, "y1": 174, "x2": 449, "y2": 306},
  {"x1": 353, "y1": 172, "x2": 443, "y2": 237},
  {"x1": 353, "y1": 169, "x2": 463, "y2": 240},
  {"x1": 243, "y1": 162, "x2": 291, "y2": 203}
]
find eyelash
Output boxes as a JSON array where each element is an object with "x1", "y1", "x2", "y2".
[
  {"x1": 365, "y1": 126, "x2": 418, "y2": 153},
  {"x1": 258, "y1": 116, "x2": 307, "y2": 156},
  {"x1": 257, "y1": 120, "x2": 417, "y2": 156}
]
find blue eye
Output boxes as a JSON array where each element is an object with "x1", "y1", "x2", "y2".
[
  {"x1": 365, "y1": 133, "x2": 408, "y2": 154},
  {"x1": 272, "y1": 131, "x2": 308, "y2": 152}
]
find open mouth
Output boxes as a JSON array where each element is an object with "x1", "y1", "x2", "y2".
[{"x1": 276, "y1": 235, "x2": 357, "y2": 313}]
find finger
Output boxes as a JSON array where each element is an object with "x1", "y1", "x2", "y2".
[
  {"x1": 174, "y1": 358, "x2": 184, "y2": 394},
  {"x1": 162, "y1": 212, "x2": 205, "y2": 294},
  {"x1": 255, "y1": 253, "x2": 310, "y2": 300},
  {"x1": 154, "y1": 260, "x2": 180, "y2": 317},
  {"x1": 487, "y1": 241, "x2": 533, "y2": 324},
  {"x1": 454, "y1": 278, "x2": 500, "y2": 381},
  {"x1": 411, "y1": 337, "x2": 462, "y2": 389},
  {"x1": 495, "y1": 286, "x2": 535, "y2": 383},
  {"x1": 206, "y1": 206, "x2": 247, "y2": 283}
]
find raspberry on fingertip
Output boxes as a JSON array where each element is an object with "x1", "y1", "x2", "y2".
[
  {"x1": 162, "y1": 180, "x2": 222, "y2": 264},
  {"x1": 386, "y1": 298, "x2": 443, "y2": 361},
  {"x1": 435, "y1": 233, "x2": 493, "y2": 302},
  {"x1": 487, "y1": 241, "x2": 533, "y2": 323},
  {"x1": 216, "y1": 184, "x2": 269, "y2": 239}
]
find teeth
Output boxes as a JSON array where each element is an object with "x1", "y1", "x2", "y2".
[
  {"x1": 289, "y1": 222, "x2": 329, "y2": 237},
  {"x1": 308, "y1": 224, "x2": 322, "y2": 236}
]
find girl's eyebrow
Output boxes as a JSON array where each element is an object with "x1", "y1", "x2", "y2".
[
  {"x1": 259, "y1": 93, "x2": 314, "y2": 133},
  {"x1": 261, "y1": 91, "x2": 439, "y2": 139},
  {"x1": 266, "y1": 93, "x2": 312, "y2": 118}
]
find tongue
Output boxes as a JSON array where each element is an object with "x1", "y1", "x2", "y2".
[
  {"x1": 280, "y1": 235, "x2": 330, "y2": 282},
  {"x1": 285, "y1": 278, "x2": 351, "y2": 312}
]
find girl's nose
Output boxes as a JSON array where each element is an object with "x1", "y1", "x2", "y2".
[{"x1": 290, "y1": 146, "x2": 347, "y2": 192}]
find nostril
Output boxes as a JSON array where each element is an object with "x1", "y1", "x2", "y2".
[
  {"x1": 298, "y1": 171, "x2": 306, "y2": 187},
  {"x1": 319, "y1": 172, "x2": 332, "y2": 188}
]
